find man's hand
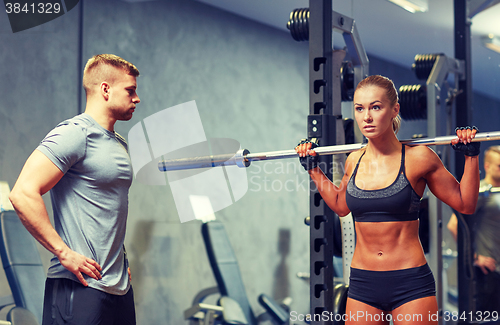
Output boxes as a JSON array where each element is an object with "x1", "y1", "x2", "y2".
[
  {"x1": 474, "y1": 254, "x2": 496, "y2": 275},
  {"x1": 58, "y1": 248, "x2": 102, "y2": 286}
]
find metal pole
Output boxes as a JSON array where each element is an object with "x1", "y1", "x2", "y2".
[
  {"x1": 158, "y1": 131, "x2": 500, "y2": 172},
  {"x1": 455, "y1": 1, "x2": 475, "y2": 322},
  {"x1": 307, "y1": 1, "x2": 335, "y2": 323}
]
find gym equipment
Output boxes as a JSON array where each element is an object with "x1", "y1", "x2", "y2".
[
  {"x1": 287, "y1": 7, "x2": 367, "y2": 102},
  {"x1": 413, "y1": 54, "x2": 444, "y2": 80},
  {"x1": 287, "y1": 8, "x2": 309, "y2": 42},
  {"x1": 399, "y1": 84, "x2": 427, "y2": 120},
  {"x1": 399, "y1": 51, "x2": 467, "y2": 324},
  {"x1": 0, "y1": 211, "x2": 45, "y2": 325},
  {"x1": 399, "y1": 53, "x2": 464, "y2": 121},
  {"x1": 184, "y1": 220, "x2": 289, "y2": 325},
  {"x1": 158, "y1": 131, "x2": 500, "y2": 172},
  {"x1": 289, "y1": 3, "x2": 363, "y2": 324}
]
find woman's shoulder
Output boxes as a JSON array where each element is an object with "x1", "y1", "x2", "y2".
[
  {"x1": 346, "y1": 148, "x2": 365, "y2": 162},
  {"x1": 405, "y1": 144, "x2": 439, "y2": 156},
  {"x1": 405, "y1": 145, "x2": 442, "y2": 169},
  {"x1": 344, "y1": 148, "x2": 365, "y2": 174}
]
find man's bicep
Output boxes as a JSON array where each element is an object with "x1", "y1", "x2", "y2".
[{"x1": 16, "y1": 150, "x2": 64, "y2": 195}]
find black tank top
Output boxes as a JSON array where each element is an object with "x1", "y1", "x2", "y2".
[{"x1": 345, "y1": 145, "x2": 421, "y2": 222}]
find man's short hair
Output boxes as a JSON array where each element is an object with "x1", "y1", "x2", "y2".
[
  {"x1": 83, "y1": 54, "x2": 139, "y2": 96},
  {"x1": 484, "y1": 146, "x2": 500, "y2": 163}
]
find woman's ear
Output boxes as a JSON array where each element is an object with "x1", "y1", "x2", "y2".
[{"x1": 393, "y1": 103, "x2": 400, "y2": 117}]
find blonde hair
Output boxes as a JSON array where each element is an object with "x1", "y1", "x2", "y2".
[
  {"x1": 83, "y1": 54, "x2": 139, "y2": 96},
  {"x1": 485, "y1": 146, "x2": 500, "y2": 163},
  {"x1": 355, "y1": 75, "x2": 401, "y2": 134}
]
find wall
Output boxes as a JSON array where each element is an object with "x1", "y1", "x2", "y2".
[{"x1": 1, "y1": 0, "x2": 499, "y2": 323}]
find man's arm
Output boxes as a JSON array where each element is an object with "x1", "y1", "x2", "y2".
[
  {"x1": 447, "y1": 213, "x2": 458, "y2": 241},
  {"x1": 448, "y1": 212, "x2": 495, "y2": 274},
  {"x1": 9, "y1": 150, "x2": 101, "y2": 286}
]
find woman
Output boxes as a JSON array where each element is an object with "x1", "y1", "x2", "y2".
[{"x1": 295, "y1": 75, "x2": 480, "y2": 325}]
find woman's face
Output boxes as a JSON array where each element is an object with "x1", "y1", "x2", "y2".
[{"x1": 353, "y1": 85, "x2": 399, "y2": 139}]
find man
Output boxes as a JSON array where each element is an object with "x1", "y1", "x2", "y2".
[
  {"x1": 9, "y1": 54, "x2": 140, "y2": 325},
  {"x1": 448, "y1": 145, "x2": 500, "y2": 314}
]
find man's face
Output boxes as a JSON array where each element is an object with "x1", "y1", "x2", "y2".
[
  {"x1": 485, "y1": 152, "x2": 500, "y2": 183},
  {"x1": 108, "y1": 72, "x2": 140, "y2": 121}
]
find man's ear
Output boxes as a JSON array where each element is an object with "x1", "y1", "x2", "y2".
[
  {"x1": 484, "y1": 161, "x2": 490, "y2": 173},
  {"x1": 101, "y1": 82, "x2": 110, "y2": 99}
]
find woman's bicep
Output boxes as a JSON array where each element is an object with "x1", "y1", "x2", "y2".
[{"x1": 424, "y1": 157, "x2": 463, "y2": 208}]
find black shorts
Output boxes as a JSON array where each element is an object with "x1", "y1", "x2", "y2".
[
  {"x1": 42, "y1": 278, "x2": 136, "y2": 325},
  {"x1": 348, "y1": 263, "x2": 436, "y2": 311}
]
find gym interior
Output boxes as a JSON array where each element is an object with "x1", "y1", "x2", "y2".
[{"x1": 1, "y1": 0, "x2": 500, "y2": 324}]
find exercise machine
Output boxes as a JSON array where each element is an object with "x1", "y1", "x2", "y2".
[
  {"x1": 0, "y1": 183, "x2": 44, "y2": 325},
  {"x1": 184, "y1": 219, "x2": 291, "y2": 325}
]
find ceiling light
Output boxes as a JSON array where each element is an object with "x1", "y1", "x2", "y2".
[
  {"x1": 387, "y1": 0, "x2": 429, "y2": 13},
  {"x1": 482, "y1": 34, "x2": 500, "y2": 54}
]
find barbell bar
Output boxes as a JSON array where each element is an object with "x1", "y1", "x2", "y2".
[{"x1": 158, "y1": 131, "x2": 500, "y2": 172}]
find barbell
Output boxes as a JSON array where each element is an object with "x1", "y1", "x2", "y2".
[{"x1": 158, "y1": 131, "x2": 500, "y2": 172}]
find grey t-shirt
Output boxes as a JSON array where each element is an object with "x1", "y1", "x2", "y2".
[
  {"x1": 37, "y1": 113, "x2": 133, "y2": 295},
  {"x1": 473, "y1": 179, "x2": 500, "y2": 273}
]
